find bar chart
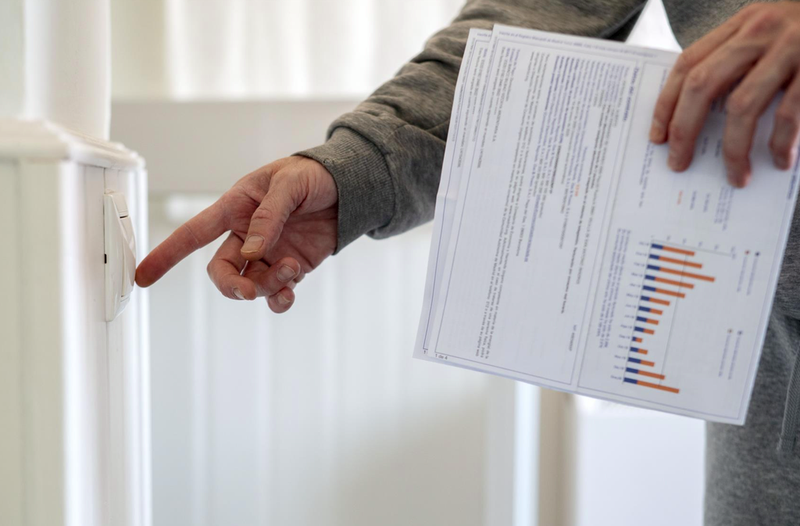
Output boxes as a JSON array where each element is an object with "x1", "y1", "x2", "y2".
[
  {"x1": 576, "y1": 208, "x2": 789, "y2": 421},
  {"x1": 622, "y1": 242, "x2": 717, "y2": 396}
]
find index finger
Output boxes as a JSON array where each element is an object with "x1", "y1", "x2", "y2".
[{"x1": 136, "y1": 201, "x2": 228, "y2": 287}]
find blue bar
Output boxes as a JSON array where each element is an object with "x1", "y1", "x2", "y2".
[
  {"x1": 647, "y1": 264, "x2": 660, "y2": 271},
  {"x1": 623, "y1": 377, "x2": 638, "y2": 385},
  {"x1": 649, "y1": 254, "x2": 660, "y2": 261},
  {"x1": 631, "y1": 336, "x2": 639, "y2": 341},
  {"x1": 641, "y1": 295, "x2": 652, "y2": 302},
  {"x1": 629, "y1": 357, "x2": 643, "y2": 364},
  {"x1": 626, "y1": 367, "x2": 640, "y2": 374},
  {"x1": 630, "y1": 347, "x2": 641, "y2": 353},
  {"x1": 636, "y1": 316, "x2": 648, "y2": 323},
  {"x1": 652, "y1": 243, "x2": 664, "y2": 250},
  {"x1": 639, "y1": 306, "x2": 652, "y2": 313},
  {"x1": 634, "y1": 327, "x2": 646, "y2": 333},
  {"x1": 644, "y1": 275, "x2": 656, "y2": 281},
  {"x1": 643, "y1": 285, "x2": 656, "y2": 292}
]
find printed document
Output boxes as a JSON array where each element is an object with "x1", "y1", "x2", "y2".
[{"x1": 414, "y1": 26, "x2": 800, "y2": 424}]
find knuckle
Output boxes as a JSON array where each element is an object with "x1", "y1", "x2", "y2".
[
  {"x1": 743, "y1": 9, "x2": 782, "y2": 37},
  {"x1": 726, "y1": 92, "x2": 755, "y2": 119},
  {"x1": 250, "y1": 206, "x2": 278, "y2": 225},
  {"x1": 668, "y1": 123, "x2": 686, "y2": 143},
  {"x1": 685, "y1": 68, "x2": 710, "y2": 95},
  {"x1": 730, "y1": 40, "x2": 761, "y2": 58},
  {"x1": 673, "y1": 52, "x2": 694, "y2": 74},
  {"x1": 263, "y1": 280, "x2": 280, "y2": 296},
  {"x1": 181, "y1": 223, "x2": 201, "y2": 250},
  {"x1": 269, "y1": 170, "x2": 289, "y2": 187}
]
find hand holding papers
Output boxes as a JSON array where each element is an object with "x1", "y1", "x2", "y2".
[{"x1": 414, "y1": 27, "x2": 800, "y2": 424}]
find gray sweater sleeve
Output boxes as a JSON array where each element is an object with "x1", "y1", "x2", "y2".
[{"x1": 298, "y1": 0, "x2": 645, "y2": 252}]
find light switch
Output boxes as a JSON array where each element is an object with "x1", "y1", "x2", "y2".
[{"x1": 104, "y1": 191, "x2": 136, "y2": 322}]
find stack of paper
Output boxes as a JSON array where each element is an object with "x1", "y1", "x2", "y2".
[{"x1": 414, "y1": 26, "x2": 800, "y2": 424}]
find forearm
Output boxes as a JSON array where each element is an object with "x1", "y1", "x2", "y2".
[{"x1": 299, "y1": 0, "x2": 646, "y2": 252}]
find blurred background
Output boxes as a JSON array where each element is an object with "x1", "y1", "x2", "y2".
[{"x1": 109, "y1": 0, "x2": 704, "y2": 525}]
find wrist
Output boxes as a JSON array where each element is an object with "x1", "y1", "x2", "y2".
[{"x1": 296, "y1": 128, "x2": 394, "y2": 253}]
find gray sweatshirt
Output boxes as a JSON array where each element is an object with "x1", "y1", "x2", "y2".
[{"x1": 299, "y1": 1, "x2": 800, "y2": 523}]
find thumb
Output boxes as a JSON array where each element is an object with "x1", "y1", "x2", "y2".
[{"x1": 241, "y1": 177, "x2": 303, "y2": 261}]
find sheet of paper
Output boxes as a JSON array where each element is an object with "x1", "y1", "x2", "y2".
[
  {"x1": 415, "y1": 25, "x2": 800, "y2": 424},
  {"x1": 417, "y1": 28, "x2": 492, "y2": 354}
]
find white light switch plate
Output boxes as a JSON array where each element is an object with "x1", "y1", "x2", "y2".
[{"x1": 104, "y1": 191, "x2": 136, "y2": 321}]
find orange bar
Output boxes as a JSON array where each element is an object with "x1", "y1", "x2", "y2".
[
  {"x1": 643, "y1": 297, "x2": 670, "y2": 306},
  {"x1": 639, "y1": 359, "x2": 656, "y2": 367},
  {"x1": 634, "y1": 370, "x2": 665, "y2": 380},
  {"x1": 632, "y1": 337, "x2": 643, "y2": 343},
  {"x1": 636, "y1": 379, "x2": 680, "y2": 394},
  {"x1": 654, "y1": 288, "x2": 686, "y2": 298},
  {"x1": 657, "y1": 266, "x2": 715, "y2": 282},
  {"x1": 641, "y1": 318, "x2": 659, "y2": 325},
  {"x1": 641, "y1": 328, "x2": 655, "y2": 335},
  {"x1": 657, "y1": 255, "x2": 702, "y2": 268},
  {"x1": 658, "y1": 245, "x2": 695, "y2": 257},
  {"x1": 637, "y1": 349, "x2": 649, "y2": 355},
  {"x1": 654, "y1": 276, "x2": 694, "y2": 289},
  {"x1": 649, "y1": 308, "x2": 663, "y2": 316}
]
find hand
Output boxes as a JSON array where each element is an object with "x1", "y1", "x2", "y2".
[
  {"x1": 650, "y1": 2, "x2": 800, "y2": 187},
  {"x1": 135, "y1": 156, "x2": 338, "y2": 313}
]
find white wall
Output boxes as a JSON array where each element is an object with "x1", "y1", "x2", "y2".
[
  {"x1": 0, "y1": 0, "x2": 24, "y2": 118},
  {"x1": 111, "y1": 0, "x2": 465, "y2": 99}
]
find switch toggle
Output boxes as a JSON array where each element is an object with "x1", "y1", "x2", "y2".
[{"x1": 104, "y1": 191, "x2": 136, "y2": 322}]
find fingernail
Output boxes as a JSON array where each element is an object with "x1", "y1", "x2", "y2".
[
  {"x1": 242, "y1": 235, "x2": 264, "y2": 254},
  {"x1": 277, "y1": 293, "x2": 292, "y2": 305},
  {"x1": 233, "y1": 288, "x2": 245, "y2": 300},
  {"x1": 779, "y1": 149, "x2": 797, "y2": 170},
  {"x1": 650, "y1": 121, "x2": 665, "y2": 143},
  {"x1": 277, "y1": 265, "x2": 296, "y2": 283},
  {"x1": 668, "y1": 150, "x2": 681, "y2": 171},
  {"x1": 728, "y1": 172, "x2": 747, "y2": 188},
  {"x1": 739, "y1": 174, "x2": 751, "y2": 188}
]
